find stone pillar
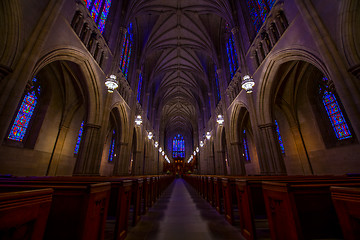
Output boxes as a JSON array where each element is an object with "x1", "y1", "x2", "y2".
[
  {"x1": 268, "y1": 23, "x2": 278, "y2": 46},
  {"x1": 73, "y1": 123, "x2": 102, "y2": 175},
  {"x1": 230, "y1": 142, "x2": 246, "y2": 175},
  {"x1": 214, "y1": 150, "x2": 223, "y2": 175},
  {"x1": 110, "y1": 27, "x2": 127, "y2": 73},
  {"x1": 258, "y1": 123, "x2": 287, "y2": 175},
  {"x1": 113, "y1": 141, "x2": 129, "y2": 175},
  {"x1": 46, "y1": 124, "x2": 69, "y2": 176},
  {"x1": 289, "y1": 122, "x2": 314, "y2": 174},
  {"x1": 231, "y1": 26, "x2": 243, "y2": 73}
]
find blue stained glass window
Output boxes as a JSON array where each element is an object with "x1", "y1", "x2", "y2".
[
  {"x1": 320, "y1": 77, "x2": 352, "y2": 140},
  {"x1": 108, "y1": 129, "x2": 116, "y2": 162},
  {"x1": 8, "y1": 77, "x2": 40, "y2": 142},
  {"x1": 172, "y1": 134, "x2": 185, "y2": 158},
  {"x1": 243, "y1": 130, "x2": 251, "y2": 162},
  {"x1": 215, "y1": 66, "x2": 221, "y2": 103},
  {"x1": 119, "y1": 23, "x2": 133, "y2": 80},
  {"x1": 84, "y1": 0, "x2": 93, "y2": 9},
  {"x1": 83, "y1": 0, "x2": 112, "y2": 34},
  {"x1": 246, "y1": 0, "x2": 275, "y2": 33},
  {"x1": 225, "y1": 24, "x2": 239, "y2": 80},
  {"x1": 90, "y1": 0, "x2": 102, "y2": 23},
  {"x1": 137, "y1": 72, "x2": 143, "y2": 103},
  {"x1": 274, "y1": 120, "x2": 285, "y2": 154},
  {"x1": 74, "y1": 121, "x2": 84, "y2": 154},
  {"x1": 98, "y1": 0, "x2": 112, "y2": 34}
]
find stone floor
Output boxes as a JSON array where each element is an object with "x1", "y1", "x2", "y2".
[{"x1": 125, "y1": 178, "x2": 246, "y2": 240}]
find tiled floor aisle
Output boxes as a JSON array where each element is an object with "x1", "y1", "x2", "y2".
[{"x1": 125, "y1": 178, "x2": 245, "y2": 240}]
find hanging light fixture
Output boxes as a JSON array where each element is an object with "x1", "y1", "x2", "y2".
[
  {"x1": 200, "y1": 141, "x2": 204, "y2": 147},
  {"x1": 193, "y1": 151, "x2": 196, "y2": 156},
  {"x1": 148, "y1": 131, "x2": 153, "y2": 140},
  {"x1": 217, "y1": 115, "x2": 224, "y2": 125},
  {"x1": 154, "y1": 141, "x2": 159, "y2": 148},
  {"x1": 196, "y1": 147, "x2": 199, "y2": 152},
  {"x1": 206, "y1": 131, "x2": 211, "y2": 140},
  {"x1": 241, "y1": 75, "x2": 255, "y2": 93},
  {"x1": 159, "y1": 147, "x2": 162, "y2": 153},
  {"x1": 161, "y1": 151, "x2": 165, "y2": 156},
  {"x1": 135, "y1": 115, "x2": 142, "y2": 125},
  {"x1": 105, "y1": 75, "x2": 119, "y2": 93}
]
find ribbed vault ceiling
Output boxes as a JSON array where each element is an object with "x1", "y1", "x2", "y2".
[{"x1": 127, "y1": 0, "x2": 233, "y2": 149}]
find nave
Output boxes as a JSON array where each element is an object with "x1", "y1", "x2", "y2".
[{"x1": 125, "y1": 178, "x2": 245, "y2": 240}]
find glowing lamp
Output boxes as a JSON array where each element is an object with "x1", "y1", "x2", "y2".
[
  {"x1": 105, "y1": 75, "x2": 119, "y2": 93},
  {"x1": 135, "y1": 115, "x2": 142, "y2": 125},
  {"x1": 241, "y1": 75, "x2": 255, "y2": 93},
  {"x1": 206, "y1": 131, "x2": 211, "y2": 140},
  {"x1": 217, "y1": 115, "x2": 224, "y2": 125}
]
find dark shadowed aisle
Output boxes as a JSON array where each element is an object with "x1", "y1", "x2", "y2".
[{"x1": 125, "y1": 178, "x2": 245, "y2": 240}]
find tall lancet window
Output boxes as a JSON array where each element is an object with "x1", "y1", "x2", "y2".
[
  {"x1": 108, "y1": 129, "x2": 116, "y2": 162},
  {"x1": 119, "y1": 23, "x2": 133, "y2": 80},
  {"x1": 246, "y1": 0, "x2": 276, "y2": 33},
  {"x1": 8, "y1": 77, "x2": 40, "y2": 142},
  {"x1": 74, "y1": 121, "x2": 84, "y2": 155},
  {"x1": 137, "y1": 72, "x2": 143, "y2": 103},
  {"x1": 243, "y1": 130, "x2": 251, "y2": 162},
  {"x1": 172, "y1": 134, "x2": 185, "y2": 158},
  {"x1": 83, "y1": 0, "x2": 112, "y2": 34},
  {"x1": 225, "y1": 24, "x2": 239, "y2": 80},
  {"x1": 320, "y1": 77, "x2": 352, "y2": 141},
  {"x1": 215, "y1": 66, "x2": 221, "y2": 104},
  {"x1": 274, "y1": 120, "x2": 285, "y2": 154}
]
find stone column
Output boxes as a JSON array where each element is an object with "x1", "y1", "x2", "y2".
[
  {"x1": 110, "y1": 26, "x2": 127, "y2": 73},
  {"x1": 73, "y1": 123, "x2": 102, "y2": 175},
  {"x1": 230, "y1": 142, "x2": 246, "y2": 175},
  {"x1": 46, "y1": 124, "x2": 69, "y2": 176},
  {"x1": 113, "y1": 141, "x2": 129, "y2": 175},
  {"x1": 258, "y1": 123, "x2": 287, "y2": 175},
  {"x1": 288, "y1": 122, "x2": 314, "y2": 174}
]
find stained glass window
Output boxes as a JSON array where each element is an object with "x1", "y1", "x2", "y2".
[
  {"x1": 225, "y1": 24, "x2": 239, "y2": 80},
  {"x1": 74, "y1": 121, "x2": 84, "y2": 154},
  {"x1": 243, "y1": 130, "x2": 251, "y2": 162},
  {"x1": 274, "y1": 120, "x2": 285, "y2": 154},
  {"x1": 215, "y1": 66, "x2": 221, "y2": 103},
  {"x1": 137, "y1": 72, "x2": 143, "y2": 103},
  {"x1": 172, "y1": 134, "x2": 185, "y2": 158},
  {"x1": 83, "y1": 0, "x2": 112, "y2": 34},
  {"x1": 320, "y1": 77, "x2": 352, "y2": 140},
  {"x1": 119, "y1": 23, "x2": 133, "y2": 80},
  {"x1": 8, "y1": 77, "x2": 40, "y2": 142},
  {"x1": 246, "y1": 0, "x2": 276, "y2": 33},
  {"x1": 108, "y1": 129, "x2": 116, "y2": 162}
]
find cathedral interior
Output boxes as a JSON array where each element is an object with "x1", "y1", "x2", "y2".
[{"x1": 0, "y1": 0, "x2": 360, "y2": 239}]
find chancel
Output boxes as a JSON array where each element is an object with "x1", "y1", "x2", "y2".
[{"x1": 0, "y1": 0, "x2": 360, "y2": 239}]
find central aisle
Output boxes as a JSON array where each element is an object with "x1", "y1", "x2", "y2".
[{"x1": 125, "y1": 178, "x2": 245, "y2": 240}]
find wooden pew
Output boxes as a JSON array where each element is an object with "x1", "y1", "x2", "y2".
[
  {"x1": 207, "y1": 176, "x2": 214, "y2": 206},
  {"x1": 331, "y1": 186, "x2": 360, "y2": 240},
  {"x1": 213, "y1": 176, "x2": 223, "y2": 213},
  {"x1": 142, "y1": 177, "x2": 151, "y2": 214},
  {"x1": 221, "y1": 177, "x2": 237, "y2": 224},
  {"x1": 0, "y1": 182, "x2": 110, "y2": 240},
  {"x1": 129, "y1": 178, "x2": 143, "y2": 226},
  {"x1": 0, "y1": 188, "x2": 53, "y2": 240},
  {"x1": 0, "y1": 175, "x2": 173, "y2": 240},
  {"x1": 234, "y1": 175, "x2": 360, "y2": 240},
  {"x1": 262, "y1": 180, "x2": 360, "y2": 240}
]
